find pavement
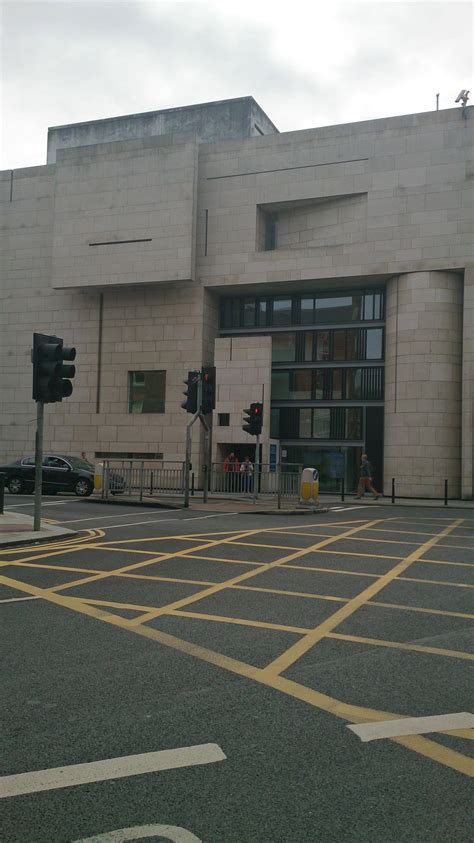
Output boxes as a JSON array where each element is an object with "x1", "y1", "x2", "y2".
[
  {"x1": 1, "y1": 490, "x2": 472, "y2": 546},
  {"x1": 0, "y1": 494, "x2": 473, "y2": 841},
  {"x1": 89, "y1": 490, "x2": 474, "y2": 513},
  {"x1": 0, "y1": 509, "x2": 76, "y2": 547}
]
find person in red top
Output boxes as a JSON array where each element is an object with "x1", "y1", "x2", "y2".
[{"x1": 223, "y1": 452, "x2": 240, "y2": 491}]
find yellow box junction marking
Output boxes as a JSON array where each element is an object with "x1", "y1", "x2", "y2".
[
  {"x1": 2, "y1": 515, "x2": 472, "y2": 779},
  {"x1": 0, "y1": 569, "x2": 472, "y2": 779},
  {"x1": 260, "y1": 518, "x2": 464, "y2": 677}
]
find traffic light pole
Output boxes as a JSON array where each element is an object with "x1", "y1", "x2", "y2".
[
  {"x1": 33, "y1": 401, "x2": 44, "y2": 531},
  {"x1": 201, "y1": 414, "x2": 210, "y2": 504},
  {"x1": 254, "y1": 433, "x2": 260, "y2": 502}
]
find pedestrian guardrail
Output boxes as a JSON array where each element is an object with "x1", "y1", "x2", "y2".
[
  {"x1": 100, "y1": 460, "x2": 185, "y2": 501},
  {"x1": 210, "y1": 463, "x2": 301, "y2": 499}
]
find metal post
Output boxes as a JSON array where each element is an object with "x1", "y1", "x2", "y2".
[
  {"x1": 277, "y1": 463, "x2": 282, "y2": 510},
  {"x1": 139, "y1": 461, "x2": 144, "y2": 502},
  {"x1": 33, "y1": 401, "x2": 44, "y2": 531},
  {"x1": 253, "y1": 433, "x2": 260, "y2": 502},
  {"x1": 444, "y1": 479, "x2": 448, "y2": 506},
  {"x1": 202, "y1": 417, "x2": 210, "y2": 504},
  {"x1": 150, "y1": 471, "x2": 153, "y2": 496},
  {"x1": 391, "y1": 478, "x2": 395, "y2": 504},
  {"x1": 191, "y1": 472, "x2": 195, "y2": 496},
  {"x1": 341, "y1": 477, "x2": 345, "y2": 502},
  {"x1": 0, "y1": 472, "x2": 5, "y2": 515},
  {"x1": 184, "y1": 423, "x2": 192, "y2": 508}
]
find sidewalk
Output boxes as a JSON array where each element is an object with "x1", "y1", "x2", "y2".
[
  {"x1": 0, "y1": 511, "x2": 76, "y2": 548},
  {"x1": 89, "y1": 492, "x2": 474, "y2": 513}
]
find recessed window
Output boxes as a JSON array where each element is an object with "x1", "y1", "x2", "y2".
[
  {"x1": 332, "y1": 369, "x2": 343, "y2": 400},
  {"x1": 315, "y1": 294, "x2": 361, "y2": 323},
  {"x1": 272, "y1": 297, "x2": 292, "y2": 327},
  {"x1": 243, "y1": 298, "x2": 256, "y2": 327},
  {"x1": 365, "y1": 328, "x2": 384, "y2": 360},
  {"x1": 313, "y1": 408, "x2": 331, "y2": 439},
  {"x1": 299, "y1": 408, "x2": 312, "y2": 438},
  {"x1": 265, "y1": 213, "x2": 278, "y2": 251},
  {"x1": 300, "y1": 296, "x2": 314, "y2": 324},
  {"x1": 316, "y1": 330, "x2": 331, "y2": 361},
  {"x1": 272, "y1": 333, "x2": 296, "y2": 362},
  {"x1": 290, "y1": 371, "x2": 312, "y2": 400},
  {"x1": 346, "y1": 329, "x2": 360, "y2": 361},
  {"x1": 346, "y1": 369, "x2": 362, "y2": 400},
  {"x1": 129, "y1": 371, "x2": 166, "y2": 414},
  {"x1": 333, "y1": 330, "x2": 346, "y2": 361},
  {"x1": 346, "y1": 407, "x2": 362, "y2": 439},
  {"x1": 218, "y1": 413, "x2": 230, "y2": 426},
  {"x1": 271, "y1": 371, "x2": 291, "y2": 400}
]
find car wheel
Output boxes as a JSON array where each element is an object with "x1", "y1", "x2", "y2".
[
  {"x1": 8, "y1": 477, "x2": 24, "y2": 494},
  {"x1": 74, "y1": 479, "x2": 93, "y2": 497}
]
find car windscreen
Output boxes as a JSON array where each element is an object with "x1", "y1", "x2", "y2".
[{"x1": 67, "y1": 457, "x2": 95, "y2": 471}]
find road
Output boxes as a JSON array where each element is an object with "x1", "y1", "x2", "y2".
[{"x1": 1, "y1": 494, "x2": 473, "y2": 842}]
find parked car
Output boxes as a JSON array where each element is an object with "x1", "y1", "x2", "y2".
[{"x1": 0, "y1": 454, "x2": 119, "y2": 497}]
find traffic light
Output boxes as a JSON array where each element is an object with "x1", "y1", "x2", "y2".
[
  {"x1": 181, "y1": 370, "x2": 199, "y2": 413},
  {"x1": 32, "y1": 333, "x2": 76, "y2": 403},
  {"x1": 242, "y1": 402, "x2": 263, "y2": 436},
  {"x1": 201, "y1": 366, "x2": 216, "y2": 415}
]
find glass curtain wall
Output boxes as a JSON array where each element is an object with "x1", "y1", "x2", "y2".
[{"x1": 220, "y1": 288, "x2": 385, "y2": 492}]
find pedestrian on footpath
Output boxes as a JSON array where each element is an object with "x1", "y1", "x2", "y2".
[
  {"x1": 240, "y1": 455, "x2": 254, "y2": 493},
  {"x1": 223, "y1": 452, "x2": 240, "y2": 492},
  {"x1": 355, "y1": 454, "x2": 381, "y2": 500}
]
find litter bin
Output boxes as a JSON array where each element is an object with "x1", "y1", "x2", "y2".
[{"x1": 300, "y1": 467, "x2": 319, "y2": 505}]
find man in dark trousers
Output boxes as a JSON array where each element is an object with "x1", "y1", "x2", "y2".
[{"x1": 355, "y1": 454, "x2": 381, "y2": 499}]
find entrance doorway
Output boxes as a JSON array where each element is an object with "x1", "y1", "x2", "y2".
[{"x1": 281, "y1": 445, "x2": 363, "y2": 494}]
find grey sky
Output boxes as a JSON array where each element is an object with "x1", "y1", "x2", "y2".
[{"x1": 1, "y1": 0, "x2": 472, "y2": 170}]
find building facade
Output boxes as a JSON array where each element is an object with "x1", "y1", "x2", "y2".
[{"x1": 0, "y1": 97, "x2": 472, "y2": 497}]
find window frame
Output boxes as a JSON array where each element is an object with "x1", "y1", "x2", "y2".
[{"x1": 128, "y1": 370, "x2": 166, "y2": 414}]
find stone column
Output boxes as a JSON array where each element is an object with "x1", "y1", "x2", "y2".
[
  {"x1": 384, "y1": 271, "x2": 463, "y2": 498},
  {"x1": 462, "y1": 266, "x2": 474, "y2": 499}
]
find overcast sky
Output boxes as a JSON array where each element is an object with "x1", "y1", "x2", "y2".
[{"x1": 0, "y1": 0, "x2": 472, "y2": 170}]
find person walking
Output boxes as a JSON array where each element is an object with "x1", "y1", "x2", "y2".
[
  {"x1": 223, "y1": 452, "x2": 240, "y2": 492},
  {"x1": 355, "y1": 454, "x2": 381, "y2": 499},
  {"x1": 240, "y1": 455, "x2": 254, "y2": 493}
]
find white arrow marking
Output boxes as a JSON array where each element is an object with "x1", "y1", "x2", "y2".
[
  {"x1": 73, "y1": 823, "x2": 201, "y2": 842},
  {"x1": 347, "y1": 712, "x2": 474, "y2": 742},
  {"x1": 0, "y1": 743, "x2": 226, "y2": 799}
]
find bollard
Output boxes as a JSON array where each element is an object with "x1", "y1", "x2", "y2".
[
  {"x1": 191, "y1": 472, "x2": 195, "y2": 496},
  {"x1": 444, "y1": 479, "x2": 448, "y2": 506},
  {"x1": 150, "y1": 471, "x2": 153, "y2": 495},
  {"x1": 391, "y1": 478, "x2": 395, "y2": 504},
  {"x1": 341, "y1": 477, "x2": 345, "y2": 502},
  {"x1": 0, "y1": 472, "x2": 5, "y2": 515}
]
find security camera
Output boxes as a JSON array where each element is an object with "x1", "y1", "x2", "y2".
[{"x1": 455, "y1": 89, "x2": 469, "y2": 104}]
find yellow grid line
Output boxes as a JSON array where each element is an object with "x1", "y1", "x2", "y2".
[
  {"x1": 260, "y1": 518, "x2": 464, "y2": 677},
  {"x1": 0, "y1": 571, "x2": 471, "y2": 778},
  {"x1": 128, "y1": 519, "x2": 384, "y2": 626}
]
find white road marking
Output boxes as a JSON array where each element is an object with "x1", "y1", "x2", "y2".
[
  {"x1": 58, "y1": 509, "x2": 178, "y2": 525},
  {"x1": 0, "y1": 596, "x2": 40, "y2": 604},
  {"x1": 4, "y1": 501, "x2": 71, "y2": 509},
  {"x1": 347, "y1": 712, "x2": 474, "y2": 742},
  {"x1": 99, "y1": 511, "x2": 238, "y2": 530},
  {"x1": 73, "y1": 823, "x2": 201, "y2": 842},
  {"x1": 184, "y1": 512, "x2": 239, "y2": 521},
  {"x1": 331, "y1": 505, "x2": 370, "y2": 512},
  {"x1": 0, "y1": 743, "x2": 226, "y2": 798}
]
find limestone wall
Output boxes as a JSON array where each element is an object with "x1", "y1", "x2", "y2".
[{"x1": 384, "y1": 270, "x2": 463, "y2": 497}]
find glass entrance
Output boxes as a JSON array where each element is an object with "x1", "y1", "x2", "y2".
[{"x1": 281, "y1": 445, "x2": 363, "y2": 494}]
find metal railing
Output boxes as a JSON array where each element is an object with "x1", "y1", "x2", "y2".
[
  {"x1": 97, "y1": 460, "x2": 454, "y2": 506},
  {"x1": 101, "y1": 460, "x2": 185, "y2": 501},
  {"x1": 210, "y1": 463, "x2": 301, "y2": 498}
]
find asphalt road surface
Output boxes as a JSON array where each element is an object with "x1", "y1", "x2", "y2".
[{"x1": 1, "y1": 494, "x2": 473, "y2": 842}]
